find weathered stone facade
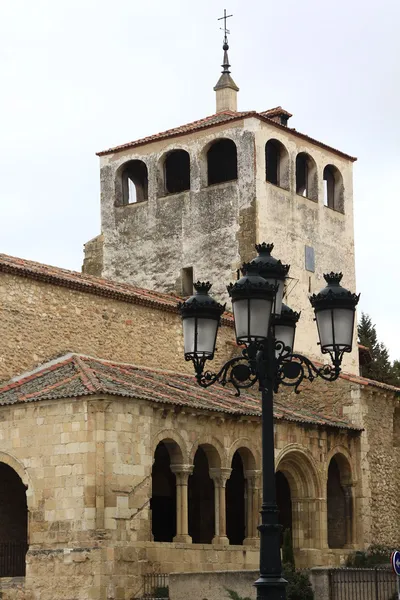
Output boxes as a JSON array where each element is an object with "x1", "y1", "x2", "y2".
[
  {"x1": 0, "y1": 259, "x2": 399, "y2": 600},
  {"x1": 92, "y1": 110, "x2": 358, "y2": 374}
]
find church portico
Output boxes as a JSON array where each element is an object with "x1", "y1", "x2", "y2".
[{"x1": 0, "y1": 351, "x2": 369, "y2": 599}]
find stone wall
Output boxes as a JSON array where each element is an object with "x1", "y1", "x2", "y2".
[
  {"x1": 0, "y1": 271, "x2": 235, "y2": 383},
  {"x1": 254, "y1": 119, "x2": 357, "y2": 374},
  {"x1": 82, "y1": 234, "x2": 103, "y2": 277},
  {"x1": 169, "y1": 570, "x2": 258, "y2": 600},
  {"x1": 99, "y1": 121, "x2": 256, "y2": 303}
]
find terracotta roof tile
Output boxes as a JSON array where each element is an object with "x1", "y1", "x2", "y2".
[
  {"x1": 0, "y1": 253, "x2": 233, "y2": 326},
  {"x1": 97, "y1": 107, "x2": 356, "y2": 162},
  {"x1": 0, "y1": 353, "x2": 362, "y2": 431}
]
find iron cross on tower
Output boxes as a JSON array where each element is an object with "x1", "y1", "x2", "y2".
[{"x1": 218, "y1": 9, "x2": 233, "y2": 44}]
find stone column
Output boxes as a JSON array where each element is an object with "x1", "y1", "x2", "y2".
[
  {"x1": 244, "y1": 470, "x2": 261, "y2": 545},
  {"x1": 210, "y1": 468, "x2": 231, "y2": 545},
  {"x1": 171, "y1": 465, "x2": 193, "y2": 543}
]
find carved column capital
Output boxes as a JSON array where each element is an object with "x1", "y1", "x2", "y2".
[{"x1": 209, "y1": 467, "x2": 232, "y2": 488}]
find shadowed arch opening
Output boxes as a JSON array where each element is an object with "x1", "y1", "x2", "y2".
[
  {"x1": 323, "y1": 164, "x2": 344, "y2": 212},
  {"x1": 226, "y1": 451, "x2": 245, "y2": 544},
  {"x1": 226, "y1": 445, "x2": 257, "y2": 545},
  {"x1": 265, "y1": 139, "x2": 289, "y2": 189},
  {"x1": 327, "y1": 454, "x2": 353, "y2": 549},
  {"x1": 276, "y1": 471, "x2": 292, "y2": 546},
  {"x1": 295, "y1": 152, "x2": 318, "y2": 200},
  {"x1": 276, "y1": 449, "x2": 321, "y2": 551},
  {"x1": 164, "y1": 150, "x2": 190, "y2": 194},
  {"x1": 0, "y1": 463, "x2": 28, "y2": 576},
  {"x1": 188, "y1": 445, "x2": 217, "y2": 543},
  {"x1": 207, "y1": 139, "x2": 238, "y2": 185},
  {"x1": 151, "y1": 440, "x2": 183, "y2": 542},
  {"x1": 117, "y1": 159, "x2": 148, "y2": 205}
]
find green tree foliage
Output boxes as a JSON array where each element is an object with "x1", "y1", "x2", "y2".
[
  {"x1": 282, "y1": 528, "x2": 295, "y2": 569},
  {"x1": 283, "y1": 564, "x2": 314, "y2": 600},
  {"x1": 358, "y1": 313, "x2": 400, "y2": 386}
]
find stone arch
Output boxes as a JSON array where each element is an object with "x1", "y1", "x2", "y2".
[
  {"x1": 276, "y1": 445, "x2": 323, "y2": 551},
  {"x1": 226, "y1": 443, "x2": 259, "y2": 546},
  {"x1": 295, "y1": 151, "x2": 318, "y2": 201},
  {"x1": 152, "y1": 429, "x2": 188, "y2": 465},
  {"x1": 0, "y1": 456, "x2": 29, "y2": 576},
  {"x1": 151, "y1": 439, "x2": 182, "y2": 542},
  {"x1": 206, "y1": 138, "x2": 238, "y2": 186},
  {"x1": 227, "y1": 438, "x2": 260, "y2": 471},
  {"x1": 0, "y1": 452, "x2": 34, "y2": 510},
  {"x1": 161, "y1": 149, "x2": 191, "y2": 194},
  {"x1": 323, "y1": 164, "x2": 344, "y2": 212},
  {"x1": 326, "y1": 449, "x2": 354, "y2": 549},
  {"x1": 115, "y1": 159, "x2": 148, "y2": 205},
  {"x1": 265, "y1": 138, "x2": 289, "y2": 190},
  {"x1": 189, "y1": 436, "x2": 225, "y2": 469}
]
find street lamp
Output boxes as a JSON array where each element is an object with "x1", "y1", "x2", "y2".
[{"x1": 179, "y1": 243, "x2": 359, "y2": 600}]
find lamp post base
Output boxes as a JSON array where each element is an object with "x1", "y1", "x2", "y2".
[{"x1": 254, "y1": 575, "x2": 287, "y2": 600}]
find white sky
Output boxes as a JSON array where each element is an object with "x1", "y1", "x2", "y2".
[{"x1": 0, "y1": 0, "x2": 399, "y2": 359}]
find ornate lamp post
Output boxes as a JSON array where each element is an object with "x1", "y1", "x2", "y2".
[{"x1": 179, "y1": 243, "x2": 359, "y2": 600}]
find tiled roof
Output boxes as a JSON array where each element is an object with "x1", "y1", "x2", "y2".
[
  {"x1": 0, "y1": 253, "x2": 233, "y2": 325},
  {"x1": 97, "y1": 107, "x2": 356, "y2": 162},
  {"x1": 0, "y1": 353, "x2": 362, "y2": 431}
]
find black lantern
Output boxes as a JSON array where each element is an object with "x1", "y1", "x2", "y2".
[
  {"x1": 179, "y1": 281, "x2": 225, "y2": 361},
  {"x1": 246, "y1": 243, "x2": 290, "y2": 316},
  {"x1": 227, "y1": 266, "x2": 277, "y2": 345},
  {"x1": 273, "y1": 303, "x2": 300, "y2": 354},
  {"x1": 310, "y1": 272, "x2": 360, "y2": 355}
]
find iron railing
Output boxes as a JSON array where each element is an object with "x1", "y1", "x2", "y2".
[
  {"x1": 0, "y1": 542, "x2": 28, "y2": 577},
  {"x1": 142, "y1": 573, "x2": 169, "y2": 599},
  {"x1": 329, "y1": 567, "x2": 397, "y2": 600}
]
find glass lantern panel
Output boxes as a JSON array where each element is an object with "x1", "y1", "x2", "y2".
[
  {"x1": 249, "y1": 298, "x2": 272, "y2": 339},
  {"x1": 275, "y1": 324, "x2": 295, "y2": 355},
  {"x1": 196, "y1": 318, "x2": 219, "y2": 355},
  {"x1": 265, "y1": 278, "x2": 284, "y2": 315},
  {"x1": 233, "y1": 299, "x2": 249, "y2": 341},
  {"x1": 316, "y1": 310, "x2": 334, "y2": 348},
  {"x1": 183, "y1": 317, "x2": 196, "y2": 355},
  {"x1": 333, "y1": 308, "x2": 355, "y2": 348}
]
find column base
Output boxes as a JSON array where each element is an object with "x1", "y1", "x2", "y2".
[
  {"x1": 243, "y1": 537, "x2": 260, "y2": 547},
  {"x1": 212, "y1": 535, "x2": 229, "y2": 546},
  {"x1": 173, "y1": 534, "x2": 192, "y2": 543}
]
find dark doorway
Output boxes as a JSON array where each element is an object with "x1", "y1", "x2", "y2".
[
  {"x1": 188, "y1": 447, "x2": 215, "y2": 543},
  {"x1": 151, "y1": 442, "x2": 176, "y2": 542},
  {"x1": 226, "y1": 451, "x2": 245, "y2": 545},
  {"x1": 207, "y1": 139, "x2": 238, "y2": 185},
  {"x1": 327, "y1": 457, "x2": 349, "y2": 548},
  {"x1": 165, "y1": 150, "x2": 190, "y2": 194},
  {"x1": 0, "y1": 463, "x2": 28, "y2": 576},
  {"x1": 276, "y1": 471, "x2": 292, "y2": 545}
]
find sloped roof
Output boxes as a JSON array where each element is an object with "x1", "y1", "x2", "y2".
[
  {"x1": 0, "y1": 353, "x2": 362, "y2": 431},
  {"x1": 97, "y1": 107, "x2": 356, "y2": 162}
]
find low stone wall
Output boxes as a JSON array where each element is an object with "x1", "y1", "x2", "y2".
[
  {"x1": 169, "y1": 570, "x2": 258, "y2": 600},
  {"x1": 0, "y1": 577, "x2": 27, "y2": 600}
]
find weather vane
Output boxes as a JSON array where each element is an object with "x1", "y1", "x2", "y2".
[{"x1": 218, "y1": 9, "x2": 233, "y2": 44}]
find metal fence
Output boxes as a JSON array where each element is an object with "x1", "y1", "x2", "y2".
[
  {"x1": 142, "y1": 573, "x2": 169, "y2": 599},
  {"x1": 0, "y1": 542, "x2": 28, "y2": 577},
  {"x1": 329, "y1": 568, "x2": 397, "y2": 600}
]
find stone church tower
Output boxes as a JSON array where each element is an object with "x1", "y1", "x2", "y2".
[{"x1": 83, "y1": 37, "x2": 358, "y2": 373}]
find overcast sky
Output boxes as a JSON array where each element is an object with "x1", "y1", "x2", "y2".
[{"x1": 0, "y1": 0, "x2": 399, "y2": 360}]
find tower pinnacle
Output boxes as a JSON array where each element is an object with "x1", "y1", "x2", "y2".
[{"x1": 214, "y1": 9, "x2": 239, "y2": 113}]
